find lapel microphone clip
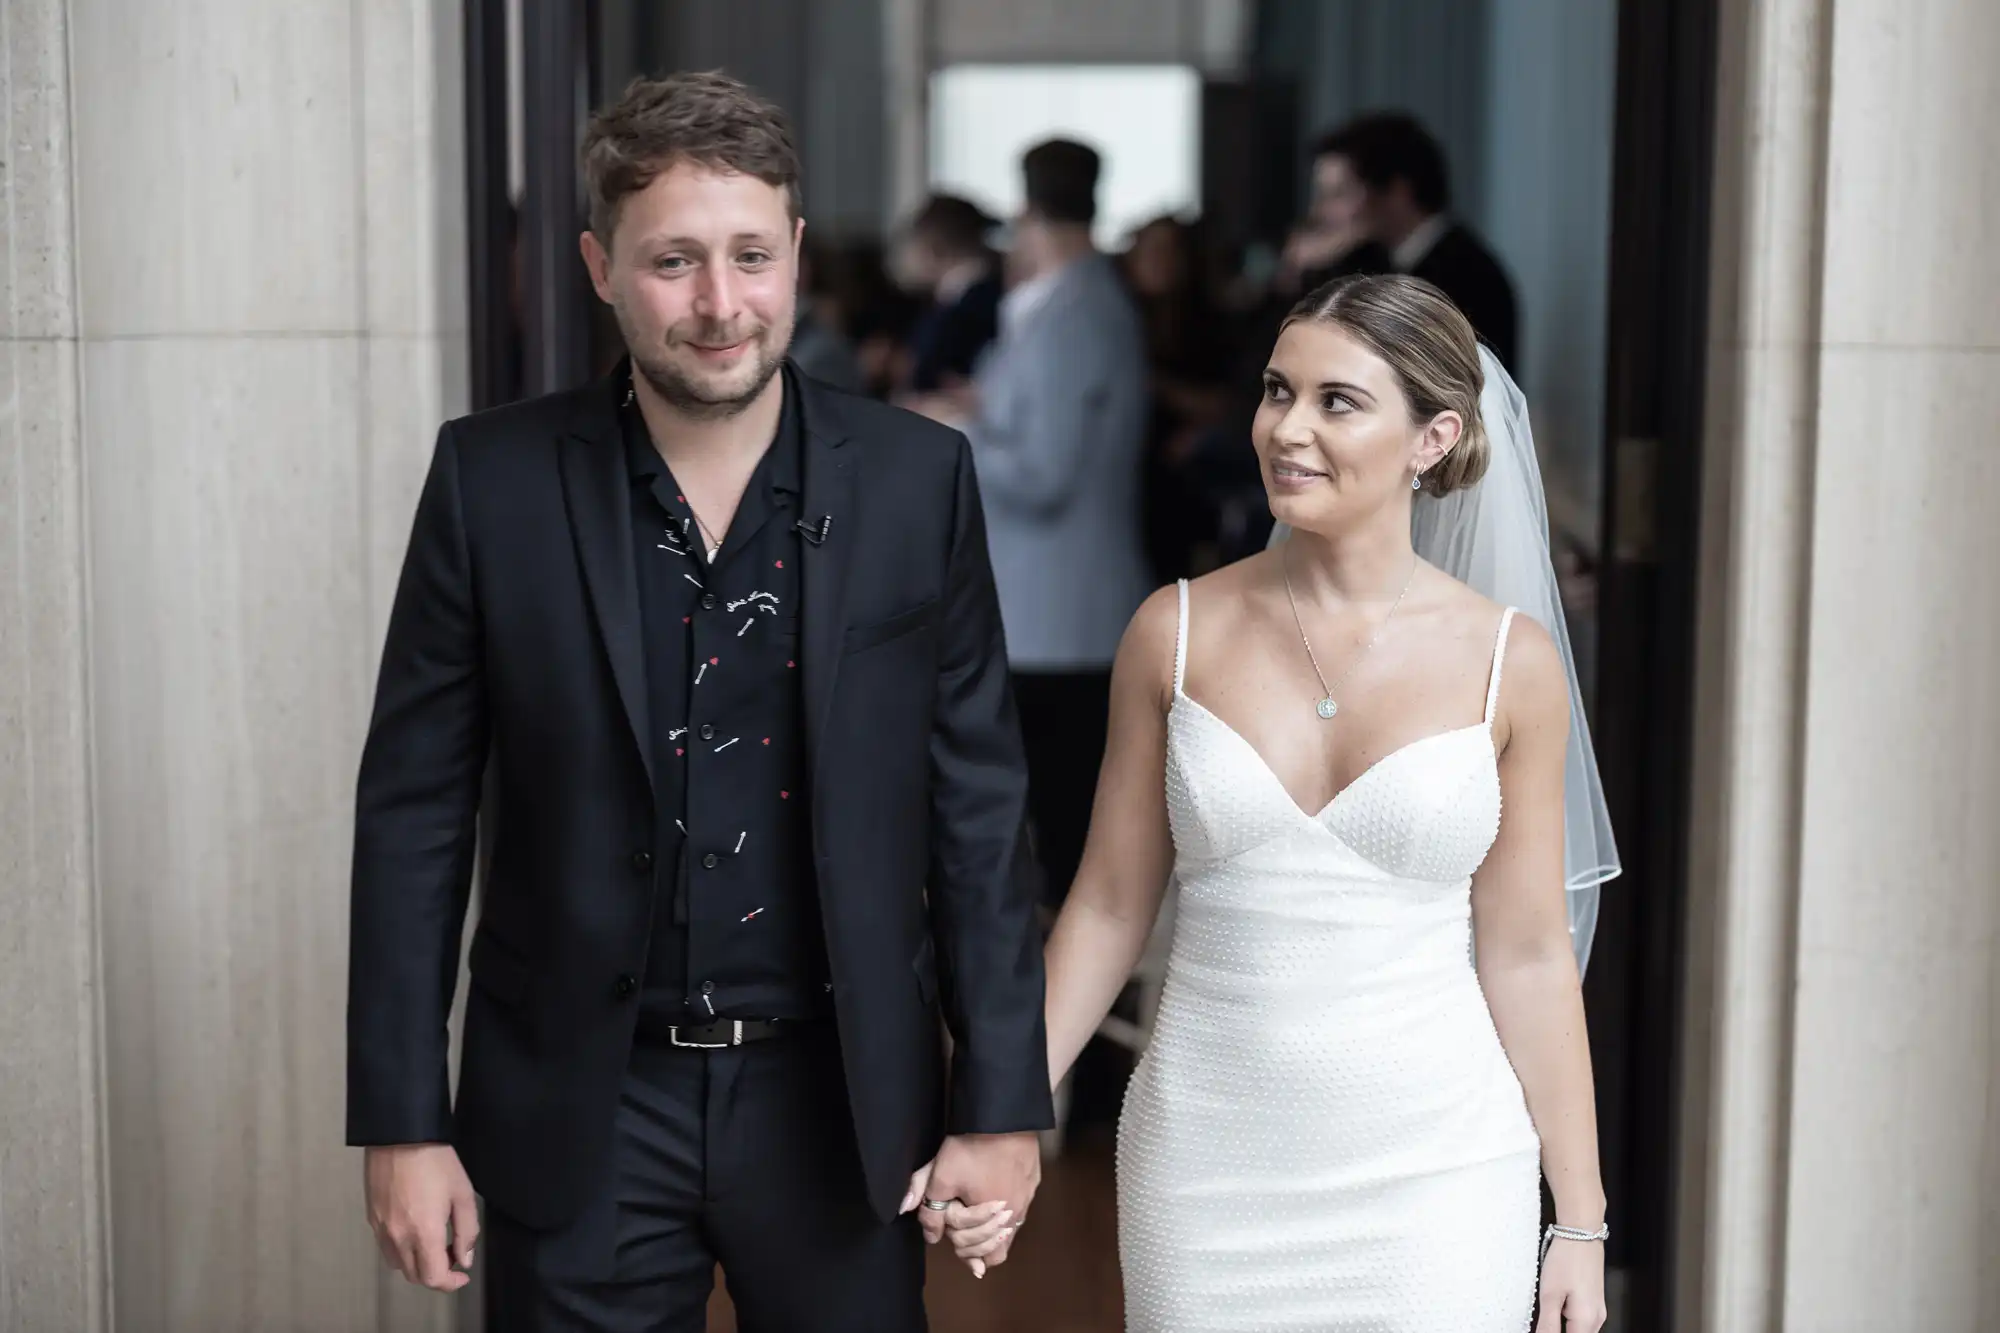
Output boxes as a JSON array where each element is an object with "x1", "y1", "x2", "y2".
[{"x1": 795, "y1": 515, "x2": 833, "y2": 546}]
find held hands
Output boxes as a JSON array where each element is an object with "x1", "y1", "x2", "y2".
[
  {"x1": 898, "y1": 1131, "x2": 1042, "y2": 1278},
  {"x1": 364, "y1": 1143, "x2": 479, "y2": 1292}
]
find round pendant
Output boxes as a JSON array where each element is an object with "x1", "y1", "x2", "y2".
[{"x1": 1316, "y1": 697, "x2": 1339, "y2": 720}]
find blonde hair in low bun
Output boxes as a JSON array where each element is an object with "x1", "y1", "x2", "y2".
[{"x1": 1282, "y1": 274, "x2": 1490, "y2": 496}]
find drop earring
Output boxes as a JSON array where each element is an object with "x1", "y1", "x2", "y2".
[{"x1": 1411, "y1": 473, "x2": 1423, "y2": 491}]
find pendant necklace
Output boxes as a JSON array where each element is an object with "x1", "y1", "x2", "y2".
[{"x1": 1282, "y1": 544, "x2": 1419, "y2": 721}]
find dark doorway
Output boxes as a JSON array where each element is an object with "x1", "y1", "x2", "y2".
[
  {"x1": 465, "y1": 2, "x2": 1723, "y2": 1326},
  {"x1": 1586, "y1": 0, "x2": 1721, "y2": 1328}
]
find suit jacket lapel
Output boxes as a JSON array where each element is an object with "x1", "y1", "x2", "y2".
[
  {"x1": 558, "y1": 381, "x2": 654, "y2": 795},
  {"x1": 797, "y1": 377, "x2": 856, "y2": 776}
]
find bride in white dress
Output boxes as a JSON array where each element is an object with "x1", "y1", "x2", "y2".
[{"x1": 942, "y1": 275, "x2": 1613, "y2": 1331}]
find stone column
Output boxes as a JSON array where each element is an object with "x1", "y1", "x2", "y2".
[
  {"x1": 1, "y1": 1, "x2": 111, "y2": 1328},
  {"x1": 4, "y1": 0, "x2": 467, "y2": 1327},
  {"x1": 1682, "y1": 0, "x2": 2000, "y2": 1327}
]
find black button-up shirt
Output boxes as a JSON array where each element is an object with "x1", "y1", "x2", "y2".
[{"x1": 622, "y1": 365, "x2": 827, "y2": 1027}]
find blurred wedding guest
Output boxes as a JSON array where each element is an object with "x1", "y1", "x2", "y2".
[
  {"x1": 1123, "y1": 215, "x2": 1235, "y2": 580},
  {"x1": 832, "y1": 239, "x2": 924, "y2": 399},
  {"x1": 894, "y1": 194, "x2": 1004, "y2": 393},
  {"x1": 910, "y1": 139, "x2": 1150, "y2": 907},
  {"x1": 1312, "y1": 113, "x2": 1520, "y2": 370},
  {"x1": 1271, "y1": 136, "x2": 1393, "y2": 302},
  {"x1": 790, "y1": 236, "x2": 865, "y2": 391}
]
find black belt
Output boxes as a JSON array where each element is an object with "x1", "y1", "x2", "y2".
[{"x1": 661, "y1": 1018, "x2": 793, "y2": 1049}]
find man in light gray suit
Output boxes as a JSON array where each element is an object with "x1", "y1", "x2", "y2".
[{"x1": 914, "y1": 138, "x2": 1152, "y2": 909}]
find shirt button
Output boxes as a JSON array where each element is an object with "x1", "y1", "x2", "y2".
[
  {"x1": 631, "y1": 850, "x2": 652, "y2": 873},
  {"x1": 613, "y1": 974, "x2": 637, "y2": 999},
  {"x1": 700, "y1": 593, "x2": 718, "y2": 611},
  {"x1": 698, "y1": 724, "x2": 716, "y2": 741},
  {"x1": 702, "y1": 853, "x2": 719, "y2": 869},
  {"x1": 700, "y1": 980, "x2": 716, "y2": 995}
]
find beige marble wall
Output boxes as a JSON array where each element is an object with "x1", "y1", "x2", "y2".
[
  {"x1": 1784, "y1": 0, "x2": 2000, "y2": 1324},
  {"x1": 1, "y1": 0, "x2": 111, "y2": 1328},
  {"x1": 1682, "y1": 0, "x2": 2000, "y2": 1328},
  {"x1": 0, "y1": 0, "x2": 465, "y2": 1328}
]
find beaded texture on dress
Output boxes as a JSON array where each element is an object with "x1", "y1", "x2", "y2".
[{"x1": 1116, "y1": 582, "x2": 1540, "y2": 1332}]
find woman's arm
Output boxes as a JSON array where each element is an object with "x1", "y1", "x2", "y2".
[
  {"x1": 1473, "y1": 616, "x2": 1606, "y2": 1229},
  {"x1": 1042, "y1": 585, "x2": 1181, "y2": 1090}
]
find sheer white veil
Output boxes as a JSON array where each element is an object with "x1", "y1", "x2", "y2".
[{"x1": 1267, "y1": 345, "x2": 1620, "y2": 973}]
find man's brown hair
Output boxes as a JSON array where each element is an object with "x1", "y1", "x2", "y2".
[{"x1": 580, "y1": 71, "x2": 801, "y2": 243}]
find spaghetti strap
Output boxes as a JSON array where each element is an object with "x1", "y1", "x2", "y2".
[
  {"x1": 1483, "y1": 607, "x2": 1518, "y2": 726},
  {"x1": 1174, "y1": 579, "x2": 1190, "y2": 696}
]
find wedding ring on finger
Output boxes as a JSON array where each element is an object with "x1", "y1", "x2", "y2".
[{"x1": 921, "y1": 1198, "x2": 952, "y2": 1212}]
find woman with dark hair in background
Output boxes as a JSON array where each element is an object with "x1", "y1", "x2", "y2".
[
  {"x1": 789, "y1": 233, "x2": 865, "y2": 392},
  {"x1": 814, "y1": 238, "x2": 924, "y2": 399}
]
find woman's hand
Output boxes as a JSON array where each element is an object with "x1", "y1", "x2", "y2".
[
  {"x1": 1535, "y1": 1236, "x2": 1608, "y2": 1333},
  {"x1": 941, "y1": 1198, "x2": 1017, "y2": 1279},
  {"x1": 901, "y1": 1156, "x2": 1018, "y2": 1279}
]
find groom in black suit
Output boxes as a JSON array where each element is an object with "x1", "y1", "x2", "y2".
[{"x1": 346, "y1": 71, "x2": 1051, "y2": 1330}]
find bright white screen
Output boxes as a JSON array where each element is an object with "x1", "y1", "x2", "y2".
[{"x1": 927, "y1": 64, "x2": 1202, "y2": 249}]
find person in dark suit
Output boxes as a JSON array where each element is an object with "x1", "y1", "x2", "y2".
[
  {"x1": 347, "y1": 71, "x2": 1051, "y2": 1331},
  {"x1": 893, "y1": 194, "x2": 1004, "y2": 394},
  {"x1": 1307, "y1": 114, "x2": 1520, "y2": 373}
]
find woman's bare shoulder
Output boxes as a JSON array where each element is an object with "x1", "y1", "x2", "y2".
[
  {"x1": 1112, "y1": 584, "x2": 1187, "y2": 705},
  {"x1": 1184, "y1": 549, "x2": 1278, "y2": 615},
  {"x1": 1412, "y1": 567, "x2": 1564, "y2": 720},
  {"x1": 1490, "y1": 608, "x2": 1567, "y2": 751},
  {"x1": 1116, "y1": 556, "x2": 1275, "y2": 683},
  {"x1": 1422, "y1": 564, "x2": 1563, "y2": 687},
  {"x1": 1420, "y1": 561, "x2": 1509, "y2": 629}
]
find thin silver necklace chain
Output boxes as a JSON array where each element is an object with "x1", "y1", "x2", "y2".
[{"x1": 1281, "y1": 544, "x2": 1420, "y2": 720}]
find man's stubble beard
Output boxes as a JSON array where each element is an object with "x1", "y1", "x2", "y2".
[{"x1": 621, "y1": 303, "x2": 794, "y2": 422}]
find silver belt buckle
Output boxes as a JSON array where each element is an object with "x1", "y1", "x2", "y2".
[{"x1": 669, "y1": 1020, "x2": 742, "y2": 1049}]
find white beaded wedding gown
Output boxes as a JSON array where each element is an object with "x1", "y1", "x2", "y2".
[{"x1": 1116, "y1": 582, "x2": 1541, "y2": 1332}]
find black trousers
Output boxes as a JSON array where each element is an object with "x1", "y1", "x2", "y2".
[
  {"x1": 1013, "y1": 670, "x2": 1113, "y2": 909},
  {"x1": 483, "y1": 1028, "x2": 925, "y2": 1332}
]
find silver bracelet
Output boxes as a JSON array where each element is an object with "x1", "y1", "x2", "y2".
[{"x1": 1539, "y1": 1222, "x2": 1610, "y2": 1265}]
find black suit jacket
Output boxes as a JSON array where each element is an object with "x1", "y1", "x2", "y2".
[
  {"x1": 908, "y1": 273, "x2": 1003, "y2": 392},
  {"x1": 346, "y1": 366, "x2": 1054, "y2": 1229},
  {"x1": 1410, "y1": 225, "x2": 1519, "y2": 375},
  {"x1": 1300, "y1": 226, "x2": 1520, "y2": 373}
]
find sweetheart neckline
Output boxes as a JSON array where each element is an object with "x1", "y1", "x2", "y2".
[{"x1": 1171, "y1": 690, "x2": 1495, "y2": 824}]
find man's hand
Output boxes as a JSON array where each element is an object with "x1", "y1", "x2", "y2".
[
  {"x1": 1275, "y1": 221, "x2": 1367, "y2": 295},
  {"x1": 365, "y1": 1143, "x2": 479, "y2": 1292},
  {"x1": 898, "y1": 1156, "x2": 1012, "y2": 1280},
  {"x1": 908, "y1": 1132, "x2": 1041, "y2": 1276}
]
